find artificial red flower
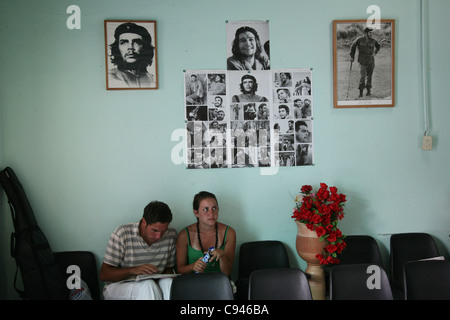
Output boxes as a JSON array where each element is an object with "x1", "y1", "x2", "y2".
[
  {"x1": 326, "y1": 244, "x2": 338, "y2": 253},
  {"x1": 327, "y1": 232, "x2": 337, "y2": 242},
  {"x1": 315, "y1": 226, "x2": 326, "y2": 237}
]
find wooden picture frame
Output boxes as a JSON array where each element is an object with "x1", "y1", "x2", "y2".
[
  {"x1": 333, "y1": 19, "x2": 395, "y2": 108},
  {"x1": 104, "y1": 20, "x2": 158, "y2": 90}
]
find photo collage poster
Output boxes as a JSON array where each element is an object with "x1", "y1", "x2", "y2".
[
  {"x1": 184, "y1": 20, "x2": 313, "y2": 169},
  {"x1": 184, "y1": 69, "x2": 314, "y2": 169}
]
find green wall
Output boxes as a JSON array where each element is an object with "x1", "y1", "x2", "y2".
[{"x1": 1, "y1": 0, "x2": 449, "y2": 299}]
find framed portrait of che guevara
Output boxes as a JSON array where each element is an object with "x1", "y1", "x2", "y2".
[
  {"x1": 104, "y1": 20, "x2": 158, "y2": 90},
  {"x1": 333, "y1": 19, "x2": 395, "y2": 108}
]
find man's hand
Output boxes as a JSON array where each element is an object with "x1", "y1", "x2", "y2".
[
  {"x1": 99, "y1": 262, "x2": 160, "y2": 282},
  {"x1": 130, "y1": 263, "x2": 159, "y2": 275}
]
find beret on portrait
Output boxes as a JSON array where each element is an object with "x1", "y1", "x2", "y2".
[{"x1": 114, "y1": 22, "x2": 152, "y2": 43}]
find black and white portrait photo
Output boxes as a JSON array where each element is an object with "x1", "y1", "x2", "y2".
[
  {"x1": 105, "y1": 20, "x2": 158, "y2": 90},
  {"x1": 226, "y1": 20, "x2": 270, "y2": 71},
  {"x1": 229, "y1": 71, "x2": 270, "y2": 104},
  {"x1": 333, "y1": 20, "x2": 395, "y2": 108},
  {"x1": 185, "y1": 73, "x2": 207, "y2": 106}
]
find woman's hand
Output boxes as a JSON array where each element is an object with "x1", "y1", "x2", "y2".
[
  {"x1": 209, "y1": 248, "x2": 225, "y2": 262},
  {"x1": 191, "y1": 257, "x2": 207, "y2": 273}
]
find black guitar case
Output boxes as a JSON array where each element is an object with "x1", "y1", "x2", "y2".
[{"x1": 0, "y1": 167, "x2": 68, "y2": 299}]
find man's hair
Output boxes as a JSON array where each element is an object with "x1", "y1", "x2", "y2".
[
  {"x1": 295, "y1": 120, "x2": 308, "y2": 131},
  {"x1": 277, "y1": 88, "x2": 290, "y2": 96},
  {"x1": 239, "y1": 74, "x2": 258, "y2": 94},
  {"x1": 231, "y1": 26, "x2": 263, "y2": 61},
  {"x1": 193, "y1": 191, "x2": 218, "y2": 211},
  {"x1": 279, "y1": 104, "x2": 289, "y2": 113},
  {"x1": 109, "y1": 22, "x2": 155, "y2": 70},
  {"x1": 143, "y1": 201, "x2": 172, "y2": 224}
]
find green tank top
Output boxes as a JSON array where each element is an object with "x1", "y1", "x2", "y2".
[{"x1": 185, "y1": 226, "x2": 229, "y2": 273}]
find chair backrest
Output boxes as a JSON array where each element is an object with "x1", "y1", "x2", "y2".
[
  {"x1": 170, "y1": 272, "x2": 234, "y2": 300},
  {"x1": 404, "y1": 259, "x2": 450, "y2": 300},
  {"x1": 330, "y1": 263, "x2": 393, "y2": 300},
  {"x1": 54, "y1": 251, "x2": 101, "y2": 300},
  {"x1": 248, "y1": 268, "x2": 312, "y2": 300},
  {"x1": 390, "y1": 233, "x2": 440, "y2": 290},
  {"x1": 238, "y1": 241, "x2": 290, "y2": 279},
  {"x1": 235, "y1": 241, "x2": 290, "y2": 300},
  {"x1": 338, "y1": 235, "x2": 383, "y2": 266}
]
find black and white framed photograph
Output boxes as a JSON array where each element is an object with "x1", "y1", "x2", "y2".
[
  {"x1": 104, "y1": 20, "x2": 158, "y2": 90},
  {"x1": 226, "y1": 20, "x2": 270, "y2": 71},
  {"x1": 333, "y1": 19, "x2": 395, "y2": 108}
]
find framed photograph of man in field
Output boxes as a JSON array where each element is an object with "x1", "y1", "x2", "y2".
[{"x1": 333, "y1": 20, "x2": 395, "y2": 108}]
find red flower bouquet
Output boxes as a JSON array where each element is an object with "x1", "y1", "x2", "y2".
[{"x1": 292, "y1": 183, "x2": 347, "y2": 265}]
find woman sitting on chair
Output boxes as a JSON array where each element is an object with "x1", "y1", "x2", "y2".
[{"x1": 176, "y1": 191, "x2": 236, "y2": 276}]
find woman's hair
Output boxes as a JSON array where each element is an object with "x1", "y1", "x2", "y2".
[{"x1": 193, "y1": 191, "x2": 218, "y2": 211}]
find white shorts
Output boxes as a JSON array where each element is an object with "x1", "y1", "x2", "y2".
[{"x1": 103, "y1": 277, "x2": 173, "y2": 300}]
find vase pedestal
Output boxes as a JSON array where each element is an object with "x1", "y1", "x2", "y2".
[
  {"x1": 304, "y1": 263, "x2": 326, "y2": 300},
  {"x1": 295, "y1": 221, "x2": 326, "y2": 300}
]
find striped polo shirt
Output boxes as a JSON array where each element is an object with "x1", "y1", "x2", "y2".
[{"x1": 103, "y1": 221, "x2": 177, "y2": 273}]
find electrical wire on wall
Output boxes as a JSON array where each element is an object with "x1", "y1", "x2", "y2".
[{"x1": 420, "y1": 0, "x2": 432, "y2": 150}]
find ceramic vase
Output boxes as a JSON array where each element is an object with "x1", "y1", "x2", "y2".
[{"x1": 295, "y1": 221, "x2": 326, "y2": 300}]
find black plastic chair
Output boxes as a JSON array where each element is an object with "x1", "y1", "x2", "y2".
[
  {"x1": 404, "y1": 259, "x2": 450, "y2": 300},
  {"x1": 170, "y1": 272, "x2": 234, "y2": 300},
  {"x1": 54, "y1": 251, "x2": 101, "y2": 300},
  {"x1": 324, "y1": 235, "x2": 384, "y2": 296},
  {"x1": 390, "y1": 233, "x2": 440, "y2": 299},
  {"x1": 330, "y1": 263, "x2": 393, "y2": 300},
  {"x1": 338, "y1": 235, "x2": 384, "y2": 266},
  {"x1": 248, "y1": 268, "x2": 312, "y2": 300},
  {"x1": 235, "y1": 241, "x2": 290, "y2": 300}
]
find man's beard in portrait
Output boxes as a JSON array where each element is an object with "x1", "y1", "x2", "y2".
[{"x1": 120, "y1": 57, "x2": 149, "y2": 71}]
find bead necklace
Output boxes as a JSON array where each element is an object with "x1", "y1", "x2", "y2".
[{"x1": 196, "y1": 221, "x2": 218, "y2": 253}]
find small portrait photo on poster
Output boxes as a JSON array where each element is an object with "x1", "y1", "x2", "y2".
[
  {"x1": 185, "y1": 73, "x2": 208, "y2": 105},
  {"x1": 104, "y1": 20, "x2": 158, "y2": 90},
  {"x1": 229, "y1": 71, "x2": 270, "y2": 104},
  {"x1": 295, "y1": 143, "x2": 313, "y2": 166}
]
